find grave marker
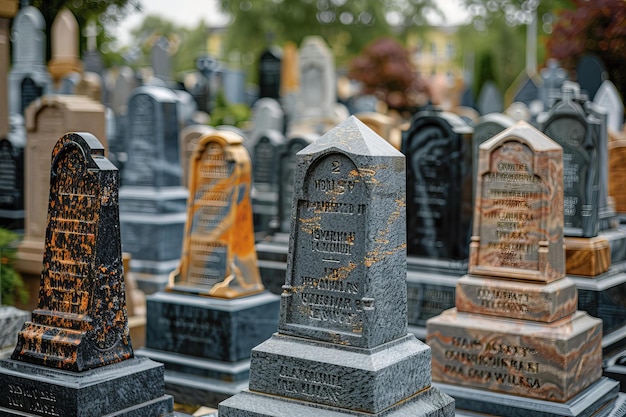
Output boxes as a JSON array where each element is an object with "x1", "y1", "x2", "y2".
[
  {"x1": 252, "y1": 129, "x2": 285, "y2": 237},
  {"x1": 220, "y1": 115, "x2": 455, "y2": 417},
  {"x1": 576, "y1": 55, "x2": 607, "y2": 99},
  {"x1": 16, "y1": 96, "x2": 106, "y2": 275},
  {"x1": 137, "y1": 130, "x2": 279, "y2": 406},
  {"x1": 179, "y1": 124, "x2": 214, "y2": 187},
  {"x1": 427, "y1": 121, "x2": 621, "y2": 416},
  {"x1": 594, "y1": 80, "x2": 623, "y2": 134},
  {"x1": 48, "y1": 7, "x2": 82, "y2": 86},
  {"x1": 477, "y1": 81, "x2": 503, "y2": 115},
  {"x1": 0, "y1": 132, "x2": 175, "y2": 416},
  {"x1": 8, "y1": 4, "x2": 51, "y2": 117},
  {"x1": 259, "y1": 46, "x2": 282, "y2": 99}
]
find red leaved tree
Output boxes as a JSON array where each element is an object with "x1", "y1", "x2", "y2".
[
  {"x1": 348, "y1": 38, "x2": 428, "y2": 112},
  {"x1": 546, "y1": 0, "x2": 626, "y2": 100}
]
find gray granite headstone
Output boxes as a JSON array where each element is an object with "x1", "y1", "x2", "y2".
[
  {"x1": 223, "y1": 69, "x2": 247, "y2": 105},
  {"x1": 577, "y1": 55, "x2": 607, "y2": 99},
  {"x1": 540, "y1": 58, "x2": 568, "y2": 110},
  {"x1": 8, "y1": 5, "x2": 51, "y2": 117},
  {"x1": 219, "y1": 115, "x2": 454, "y2": 417},
  {"x1": 119, "y1": 86, "x2": 188, "y2": 292},
  {"x1": 110, "y1": 66, "x2": 138, "y2": 116},
  {"x1": 278, "y1": 134, "x2": 317, "y2": 233},
  {"x1": 477, "y1": 81, "x2": 503, "y2": 115},
  {"x1": 594, "y1": 80, "x2": 623, "y2": 133},
  {"x1": 250, "y1": 97, "x2": 285, "y2": 142},
  {"x1": 252, "y1": 129, "x2": 285, "y2": 237},
  {"x1": 510, "y1": 70, "x2": 542, "y2": 107},
  {"x1": 259, "y1": 47, "x2": 282, "y2": 99},
  {"x1": 541, "y1": 81, "x2": 610, "y2": 237},
  {"x1": 152, "y1": 36, "x2": 171, "y2": 83}
]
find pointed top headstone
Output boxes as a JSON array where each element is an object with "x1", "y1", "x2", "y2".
[
  {"x1": 49, "y1": 7, "x2": 82, "y2": 81},
  {"x1": 279, "y1": 116, "x2": 406, "y2": 349},
  {"x1": 594, "y1": 79, "x2": 623, "y2": 133}
]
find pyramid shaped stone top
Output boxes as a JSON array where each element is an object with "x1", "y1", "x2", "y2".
[{"x1": 279, "y1": 115, "x2": 408, "y2": 349}]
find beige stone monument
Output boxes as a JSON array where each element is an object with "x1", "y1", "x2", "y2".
[
  {"x1": 356, "y1": 111, "x2": 401, "y2": 150},
  {"x1": 179, "y1": 124, "x2": 214, "y2": 187},
  {"x1": 48, "y1": 7, "x2": 82, "y2": 84},
  {"x1": 0, "y1": 0, "x2": 17, "y2": 139},
  {"x1": 16, "y1": 95, "x2": 106, "y2": 275}
]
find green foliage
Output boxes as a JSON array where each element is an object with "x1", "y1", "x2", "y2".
[
  {"x1": 209, "y1": 91, "x2": 251, "y2": 128},
  {"x1": 216, "y1": 0, "x2": 440, "y2": 69},
  {"x1": 546, "y1": 0, "x2": 626, "y2": 101},
  {"x1": 29, "y1": 0, "x2": 141, "y2": 61},
  {"x1": 0, "y1": 229, "x2": 26, "y2": 307}
]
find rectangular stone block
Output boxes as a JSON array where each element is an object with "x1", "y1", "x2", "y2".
[
  {"x1": 145, "y1": 291, "x2": 279, "y2": 362},
  {"x1": 427, "y1": 309, "x2": 602, "y2": 402},
  {"x1": 565, "y1": 236, "x2": 611, "y2": 276},
  {"x1": 455, "y1": 275, "x2": 577, "y2": 322}
]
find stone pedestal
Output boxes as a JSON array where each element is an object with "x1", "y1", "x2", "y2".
[
  {"x1": 136, "y1": 291, "x2": 279, "y2": 407},
  {"x1": 406, "y1": 256, "x2": 467, "y2": 340},
  {"x1": 256, "y1": 233, "x2": 289, "y2": 295},
  {"x1": 0, "y1": 307, "x2": 29, "y2": 357},
  {"x1": 0, "y1": 357, "x2": 174, "y2": 416},
  {"x1": 427, "y1": 122, "x2": 625, "y2": 416},
  {"x1": 220, "y1": 117, "x2": 454, "y2": 416}
]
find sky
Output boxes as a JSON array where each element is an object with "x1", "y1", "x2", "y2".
[{"x1": 113, "y1": 0, "x2": 470, "y2": 46}]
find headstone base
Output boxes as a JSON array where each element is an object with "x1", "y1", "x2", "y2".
[
  {"x1": 428, "y1": 309, "x2": 603, "y2": 402},
  {"x1": 219, "y1": 385, "x2": 454, "y2": 417},
  {"x1": 0, "y1": 357, "x2": 174, "y2": 416},
  {"x1": 437, "y1": 377, "x2": 621, "y2": 417},
  {"x1": 256, "y1": 233, "x2": 289, "y2": 295},
  {"x1": 570, "y1": 263, "x2": 626, "y2": 355},
  {"x1": 0, "y1": 307, "x2": 29, "y2": 351},
  {"x1": 406, "y1": 256, "x2": 467, "y2": 340},
  {"x1": 566, "y1": 236, "x2": 611, "y2": 276},
  {"x1": 137, "y1": 291, "x2": 280, "y2": 406}
]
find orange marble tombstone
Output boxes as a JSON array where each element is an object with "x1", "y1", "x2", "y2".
[{"x1": 168, "y1": 130, "x2": 264, "y2": 298}]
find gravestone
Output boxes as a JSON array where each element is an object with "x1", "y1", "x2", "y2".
[
  {"x1": 506, "y1": 70, "x2": 542, "y2": 109},
  {"x1": 252, "y1": 129, "x2": 285, "y2": 238},
  {"x1": 259, "y1": 46, "x2": 282, "y2": 99},
  {"x1": 401, "y1": 108, "x2": 473, "y2": 338},
  {"x1": 255, "y1": 133, "x2": 317, "y2": 295},
  {"x1": 82, "y1": 21, "x2": 104, "y2": 76},
  {"x1": 594, "y1": 80, "x2": 624, "y2": 134},
  {"x1": 250, "y1": 97, "x2": 285, "y2": 144},
  {"x1": 0, "y1": 129, "x2": 25, "y2": 230},
  {"x1": 8, "y1": 4, "x2": 51, "y2": 117},
  {"x1": 540, "y1": 58, "x2": 568, "y2": 110},
  {"x1": 0, "y1": 307, "x2": 28, "y2": 358},
  {"x1": 16, "y1": 95, "x2": 106, "y2": 275},
  {"x1": 577, "y1": 55, "x2": 607, "y2": 99},
  {"x1": 477, "y1": 81, "x2": 503, "y2": 115},
  {"x1": 119, "y1": 86, "x2": 188, "y2": 293},
  {"x1": 427, "y1": 121, "x2": 623, "y2": 416},
  {"x1": 48, "y1": 7, "x2": 82, "y2": 87},
  {"x1": 472, "y1": 113, "x2": 515, "y2": 198},
  {"x1": 610, "y1": 140, "x2": 626, "y2": 222},
  {"x1": 223, "y1": 69, "x2": 247, "y2": 105},
  {"x1": 137, "y1": 130, "x2": 279, "y2": 407},
  {"x1": 219, "y1": 115, "x2": 455, "y2": 417},
  {"x1": 0, "y1": 0, "x2": 17, "y2": 141},
  {"x1": 291, "y1": 36, "x2": 338, "y2": 134},
  {"x1": 279, "y1": 41, "x2": 299, "y2": 127},
  {"x1": 152, "y1": 36, "x2": 171, "y2": 83},
  {"x1": 179, "y1": 124, "x2": 214, "y2": 187},
  {"x1": 356, "y1": 112, "x2": 401, "y2": 150},
  {"x1": 0, "y1": 132, "x2": 175, "y2": 416}
]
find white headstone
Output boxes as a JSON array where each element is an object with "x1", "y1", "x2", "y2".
[
  {"x1": 297, "y1": 36, "x2": 336, "y2": 122},
  {"x1": 594, "y1": 80, "x2": 623, "y2": 133}
]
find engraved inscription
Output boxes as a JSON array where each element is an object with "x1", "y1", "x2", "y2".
[
  {"x1": 7, "y1": 384, "x2": 59, "y2": 416},
  {"x1": 127, "y1": 95, "x2": 156, "y2": 186},
  {"x1": 278, "y1": 365, "x2": 341, "y2": 402},
  {"x1": 441, "y1": 337, "x2": 542, "y2": 389}
]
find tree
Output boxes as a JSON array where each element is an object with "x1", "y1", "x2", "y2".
[
  {"x1": 348, "y1": 37, "x2": 428, "y2": 111},
  {"x1": 29, "y1": 0, "x2": 141, "y2": 61},
  {"x1": 216, "y1": 0, "x2": 441, "y2": 68},
  {"x1": 546, "y1": 0, "x2": 626, "y2": 100}
]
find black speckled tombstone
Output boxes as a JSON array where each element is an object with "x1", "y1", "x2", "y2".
[
  {"x1": 0, "y1": 133, "x2": 176, "y2": 416},
  {"x1": 219, "y1": 116, "x2": 455, "y2": 416}
]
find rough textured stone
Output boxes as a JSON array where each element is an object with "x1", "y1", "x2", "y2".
[
  {"x1": 12, "y1": 133, "x2": 132, "y2": 371},
  {"x1": 220, "y1": 116, "x2": 454, "y2": 417}
]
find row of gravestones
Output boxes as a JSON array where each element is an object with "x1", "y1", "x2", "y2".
[{"x1": 2, "y1": 116, "x2": 626, "y2": 416}]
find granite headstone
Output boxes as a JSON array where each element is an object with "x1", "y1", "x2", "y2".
[
  {"x1": 0, "y1": 114, "x2": 25, "y2": 229},
  {"x1": 477, "y1": 81, "x2": 503, "y2": 116},
  {"x1": 252, "y1": 129, "x2": 285, "y2": 238},
  {"x1": 427, "y1": 121, "x2": 623, "y2": 416},
  {"x1": 0, "y1": 132, "x2": 175, "y2": 416},
  {"x1": 137, "y1": 130, "x2": 279, "y2": 407},
  {"x1": 119, "y1": 86, "x2": 188, "y2": 292},
  {"x1": 259, "y1": 47, "x2": 282, "y2": 100},
  {"x1": 576, "y1": 55, "x2": 607, "y2": 99},
  {"x1": 8, "y1": 4, "x2": 51, "y2": 117},
  {"x1": 220, "y1": 115, "x2": 455, "y2": 417}
]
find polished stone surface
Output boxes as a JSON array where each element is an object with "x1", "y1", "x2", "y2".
[
  {"x1": 168, "y1": 130, "x2": 264, "y2": 298},
  {"x1": 471, "y1": 121, "x2": 565, "y2": 283}
]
